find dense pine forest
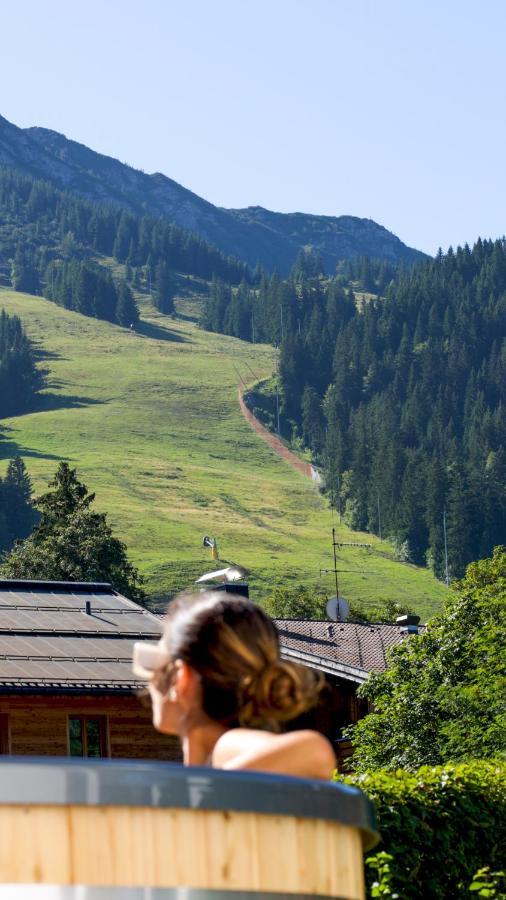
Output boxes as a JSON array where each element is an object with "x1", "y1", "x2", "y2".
[
  {"x1": 203, "y1": 241, "x2": 506, "y2": 580},
  {"x1": 0, "y1": 168, "x2": 250, "y2": 323}
]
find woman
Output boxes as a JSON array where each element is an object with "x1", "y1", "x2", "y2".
[{"x1": 133, "y1": 590, "x2": 335, "y2": 779}]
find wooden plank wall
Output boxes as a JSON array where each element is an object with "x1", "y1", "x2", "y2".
[{"x1": 0, "y1": 693, "x2": 181, "y2": 761}]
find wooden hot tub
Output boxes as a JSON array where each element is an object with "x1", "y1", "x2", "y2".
[{"x1": 0, "y1": 758, "x2": 378, "y2": 899}]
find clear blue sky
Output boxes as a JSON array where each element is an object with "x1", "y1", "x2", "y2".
[{"x1": 1, "y1": 0, "x2": 505, "y2": 255}]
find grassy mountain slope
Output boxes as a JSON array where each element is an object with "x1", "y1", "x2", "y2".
[
  {"x1": 0, "y1": 113, "x2": 425, "y2": 273},
  {"x1": 0, "y1": 287, "x2": 447, "y2": 617}
]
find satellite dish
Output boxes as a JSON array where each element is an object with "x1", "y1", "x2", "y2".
[{"x1": 326, "y1": 596, "x2": 350, "y2": 622}]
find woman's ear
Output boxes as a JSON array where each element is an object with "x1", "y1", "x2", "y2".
[{"x1": 172, "y1": 660, "x2": 201, "y2": 709}]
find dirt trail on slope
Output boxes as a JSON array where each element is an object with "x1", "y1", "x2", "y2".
[{"x1": 238, "y1": 386, "x2": 319, "y2": 482}]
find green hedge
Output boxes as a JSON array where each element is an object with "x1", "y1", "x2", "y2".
[{"x1": 341, "y1": 761, "x2": 506, "y2": 898}]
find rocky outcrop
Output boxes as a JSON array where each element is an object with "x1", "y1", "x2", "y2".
[{"x1": 0, "y1": 114, "x2": 426, "y2": 273}]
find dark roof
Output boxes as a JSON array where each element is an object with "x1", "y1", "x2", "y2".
[
  {"x1": 275, "y1": 618, "x2": 417, "y2": 683},
  {"x1": 0, "y1": 580, "x2": 418, "y2": 691},
  {"x1": 0, "y1": 580, "x2": 161, "y2": 693}
]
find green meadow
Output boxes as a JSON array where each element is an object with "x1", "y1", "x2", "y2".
[{"x1": 0, "y1": 288, "x2": 447, "y2": 617}]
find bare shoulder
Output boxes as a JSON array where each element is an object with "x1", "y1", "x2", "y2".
[
  {"x1": 212, "y1": 728, "x2": 274, "y2": 764},
  {"x1": 212, "y1": 728, "x2": 336, "y2": 780},
  {"x1": 286, "y1": 729, "x2": 337, "y2": 776}
]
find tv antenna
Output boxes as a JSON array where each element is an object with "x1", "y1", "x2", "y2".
[
  {"x1": 320, "y1": 528, "x2": 372, "y2": 596},
  {"x1": 320, "y1": 528, "x2": 374, "y2": 620}
]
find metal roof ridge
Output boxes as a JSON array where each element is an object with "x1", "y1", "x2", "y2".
[
  {"x1": 279, "y1": 644, "x2": 368, "y2": 684},
  {"x1": 274, "y1": 617, "x2": 404, "y2": 629},
  {"x1": 0, "y1": 579, "x2": 114, "y2": 593},
  {"x1": 0, "y1": 629, "x2": 160, "y2": 638},
  {"x1": 0, "y1": 605, "x2": 146, "y2": 611}
]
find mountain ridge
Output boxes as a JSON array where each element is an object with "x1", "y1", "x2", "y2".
[{"x1": 0, "y1": 113, "x2": 426, "y2": 274}]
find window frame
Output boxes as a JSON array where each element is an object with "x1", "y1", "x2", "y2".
[
  {"x1": 0, "y1": 713, "x2": 11, "y2": 755},
  {"x1": 67, "y1": 714, "x2": 109, "y2": 758}
]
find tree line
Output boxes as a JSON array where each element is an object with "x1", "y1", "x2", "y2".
[
  {"x1": 0, "y1": 167, "x2": 251, "y2": 325},
  {"x1": 202, "y1": 240, "x2": 506, "y2": 580},
  {"x1": 0, "y1": 167, "x2": 249, "y2": 284},
  {"x1": 43, "y1": 258, "x2": 140, "y2": 325}
]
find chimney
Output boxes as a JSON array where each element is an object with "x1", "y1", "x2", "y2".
[
  {"x1": 205, "y1": 582, "x2": 249, "y2": 599},
  {"x1": 396, "y1": 614, "x2": 420, "y2": 634},
  {"x1": 85, "y1": 600, "x2": 92, "y2": 616}
]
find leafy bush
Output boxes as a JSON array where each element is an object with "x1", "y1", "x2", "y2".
[
  {"x1": 263, "y1": 584, "x2": 327, "y2": 619},
  {"x1": 469, "y1": 867, "x2": 506, "y2": 898},
  {"x1": 347, "y1": 548, "x2": 506, "y2": 771},
  {"x1": 341, "y1": 761, "x2": 506, "y2": 899}
]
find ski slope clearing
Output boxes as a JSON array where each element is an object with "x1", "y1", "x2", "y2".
[{"x1": 0, "y1": 289, "x2": 447, "y2": 616}]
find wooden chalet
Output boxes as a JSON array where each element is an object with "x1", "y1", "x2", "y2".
[
  {"x1": 0, "y1": 577, "x2": 419, "y2": 769},
  {"x1": 0, "y1": 579, "x2": 179, "y2": 761}
]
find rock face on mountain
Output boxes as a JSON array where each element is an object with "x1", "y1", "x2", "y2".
[{"x1": 0, "y1": 114, "x2": 426, "y2": 273}]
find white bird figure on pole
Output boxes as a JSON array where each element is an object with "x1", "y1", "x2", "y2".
[{"x1": 196, "y1": 564, "x2": 249, "y2": 584}]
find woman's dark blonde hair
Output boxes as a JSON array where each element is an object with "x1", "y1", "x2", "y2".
[{"x1": 154, "y1": 591, "x2": 323, "y2": 730}]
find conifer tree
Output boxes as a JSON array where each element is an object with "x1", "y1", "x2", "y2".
[
  {"x1": 113, "y1": 212, "x2": 135, "y2": 262},
  {"x1": 0, "y1": 463, "x2": 145, "y2": 602},
  {"x1": 115, "y1": 282, "x2": 140, "y2": 327},
  {"x1": 154, "y1": 261, "x2": 175, "y2": 314},
  {"x1": 0, "y1": 457, "x2": 37, "y2": 551},
  {"x1": 11, "y1": 243, "x2": 39, "y2": 294},
  {"x1": 0, "y1": 310, "x2": 42, "y2": 415},
  {"x1": 301, "y1": 386, "x2": 325, "y2": 454}
]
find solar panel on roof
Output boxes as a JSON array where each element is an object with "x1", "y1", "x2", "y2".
[{"x1": 0, "y1": 581, "x2": 162, "y2": 690}]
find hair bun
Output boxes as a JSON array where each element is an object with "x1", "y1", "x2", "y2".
[{"x1": 239, "y1": 659, "x2": 322, "y2": 730}]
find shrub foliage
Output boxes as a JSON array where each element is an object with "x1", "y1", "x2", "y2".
[
  {"x1": 343, "y1": 761, "x2": 506, "y2": 899},
  {"x1": 347, "y1": 548, "x2": 506, "y2": 771}
]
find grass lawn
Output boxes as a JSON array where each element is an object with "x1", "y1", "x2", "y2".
[{"x1": 0, "y1": 287, "x2": 448, "y2": 618}]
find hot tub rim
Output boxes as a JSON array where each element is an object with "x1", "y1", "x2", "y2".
[{"x1": 0, "y1": 756, "x2": 379, "y2": 850}]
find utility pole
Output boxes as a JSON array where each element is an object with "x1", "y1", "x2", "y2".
[
  {"x1": 332, "y1": 527, "x2": 339, "y2": 600},
  {"x1": 443, "y1": 507, "x2": 450, "y2": 586},
  {"x1": 274, "y1": 345, "x2": 281, "y2": 436},
  {"x1": 319, "y1": 528, "x2": 341, "y2": 599},
  {"x1": 377, "y1": 493, "x2": 382, "y2": 541}
]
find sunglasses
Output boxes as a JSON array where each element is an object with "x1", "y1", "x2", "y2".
[{"x1": 132, "y1": 641, "x2": 170, "y2": 679}]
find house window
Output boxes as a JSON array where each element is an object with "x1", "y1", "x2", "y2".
[
  {"x1": 0, "y1": 713, "x2": 10, "y2": 754},
  {"x1": 68, "y1": 715, "x2": 108, "y2": 758}
]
